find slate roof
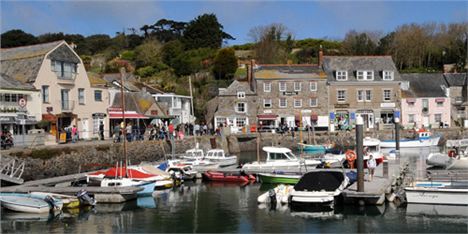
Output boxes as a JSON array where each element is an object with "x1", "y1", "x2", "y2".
[
  {"x1": 87, "y1": 72, "x2": 108, "y2": 88},
  {"x1": 322, "y1": 56, "x2": 402, "y2": 82},
  {"x1": 103, "y1": 73, "x2": 140, "y2": 92},
  {"x1": 110, "y1": 92, "x2": 169, "y2": 118},
  {"x1": 401, "y1": 73, "x2": 447, "y2": 98},
  {"x1": 219, "y1": 80, "x2": 255, "y2": 96},
  {"x1": 133, "y1": 82, "x2": 164, "y2": 94},
  {"x1": 254, "y1": 64, "x2": 326, "y2": 79},
  {"x1": 0, "y1": 73, "x2": 37, "y2": 91},
  {"x1": 1, "y1": 41, "x2": 64, "y2": 84},
  {"x1": 443, "y1": 73, "x2": 466, "y2": 87}
]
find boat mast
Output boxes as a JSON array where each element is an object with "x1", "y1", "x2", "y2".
[
  {"x1": 120, "y1": 68, "x2": 128, "y2": 177},
  {"x1": 189, "y1": 75, "x2": 197, "y2": 147}
]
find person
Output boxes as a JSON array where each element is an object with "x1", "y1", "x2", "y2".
[
  {"x1": 99, "y1": 122, "x2": 104, "y2": 140},
  {"x1": 168, "y1": 122, "x2": 174, "y2": 140},
  {"x1": 366, "y1": 153, "x2": 377, "y2": 181},
  {"x1": 126, "y1": 122, "x2": 133, "y2": 142},
  {"x1": 71, "y1": 125, "x2": 78, "y2": 143},
  {"x1": 113, "y1": 123, "x2": 121, "y2": 143}
]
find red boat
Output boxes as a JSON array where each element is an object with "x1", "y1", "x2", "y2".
[
  {"x1": 88, "y1": 167, "x2": 160, "y2": 181},
  {"x1": 202, "y1": 171, "x2": 256, "y2": 183}
]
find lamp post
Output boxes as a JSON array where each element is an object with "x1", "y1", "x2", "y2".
[{"x1": 356, "y1": 115, "x2": 364, "y2": 192}]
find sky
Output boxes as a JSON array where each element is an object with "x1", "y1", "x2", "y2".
[{"x1": 1, "y1": 0, "x2": 467, "y2": 45}]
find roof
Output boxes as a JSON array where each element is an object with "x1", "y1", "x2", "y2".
[
  {"x1": 110, "y1": 92, "x2": 169, "y2": 118},
  {"x1": 322, "y1": 56, "x2": 402, "y2": 82},
  {"x1": 255, "y1": 64, "x2": 326, "y2": 79},
  {"x1": 219, "y1": 80, "x2": 255, "y2": 96},
  {"x1": 0, "y1": 73, "x2": 37, "y2": 91},
  {"x1": 87, "y1": 72, "x2": 108, "y2": 88},
  {"x1": 443, "y1": 73, "x2": 466, "y2": 87},
  {"x1": 401, "y1": 73, "x2": 447, "y2": 98},
  {"x1": 133, "y1": 82, "x2": 164, "y2": 94},
  {"x1": 103, "y1": 73, "x2": 140, "y2": 92}
]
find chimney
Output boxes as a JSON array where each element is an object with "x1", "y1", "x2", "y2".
[
  {"x1": 70, "y1": 42, "x2": 77, "y2": 50},
  {"x1": 318, "y1": 45, "x2": 323, "y2": 67},
  {"x1": 249, "y1": 59, "x2": 255, "y2": 91}
]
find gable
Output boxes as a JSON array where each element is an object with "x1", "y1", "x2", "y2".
[{"x1": 46, "y1": 44, "x2": 81, "y2": 64}]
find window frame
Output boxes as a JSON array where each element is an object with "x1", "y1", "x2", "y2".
[
  {"x1": 263, "y1": 99, "x2": 272, "y2": 108},
  {"x1": 237, "y1": 91, "x2": 245, "y2": 99},
  {"x1": 279, "y1": 98, "x2": 287, "y2": 108},
  {"x1": 434, "y1": 113, "x2": 442, "y2": 123},
  {"x1": 78, "y1": 88, "x2": 85, "y2": 105},
  {"x1": 383, "y1": 70, "x2": 394, "y2": 81},
  {"x1": 294, "y1": 82, "x2": 301, "y2": 92},
  {"x1": 383, "y1": 89, "x2": 392, "y2": 102},
  {"x1": 408, "y1": 114, "x2": 415, "y2": 123},
  {"x1": 236, "y1": 102, "x2": 247, "y2": 113},
  {"x1": 279, "y1": 82, "x2": 287, "y2": 92},
  {"x1": 294, "y1": 99, "x2": 302, "y2": 108},
  {"x1": 42, "y1": 85, "x2": 49, "y2": 103},
  {"x1": 263, "y1": 82, "x2": 271, "y2": 93},
  {"x1": 357, "y1": 70, "x2": 374, "y2": 81},
  {"x1": 309, "y1": 81, "x2": 317, "y2": 91},
  {"x1": 94, "y1": 90, "x2": 103, "y2": 102},
  {"x1": 337, "y1": 90, "x2": 346, "y2": 102},
  {"x1": 336, "y1": 71, "x2": 348, "y2": 81},
  {"x1": 310, "y1": 98, "x2": 318, "y2": 107}
]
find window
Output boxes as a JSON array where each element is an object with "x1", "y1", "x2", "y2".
[
  {"x1": 94, "y1": 90, "x2": 102, "y2": 102},
  {"x1": 279, "y1": 98, "x2": 287, "y2": 108},
  {"x1": 11, "y1": 94, "x2": 17, "y2": 103},
  {"x1": 294, "y1": 99, "x2": 302, "y2": 108},
  {"x1": 279, "y1": 82, "x2": 287, "y2": 92},
  {"x1": 309, "y1": 82, "x2": 317, "y2": 91},
  {"x1": 42, "y1": 86, "x2": 49, "y2": 103},
  {"x1": 237, "y1": 91, "x2": 245, "y2": 99},
  {"x1": 93, "y1": 117, "x2": 104, "y2": 134},
  {"x1": 381, "y1": 112, "x2": 395, "y2": 124},
  {"x1": 383, "y1": 71, "x2": 394, "y2": 80},
  {"x1": 216, "y1": 117, "x2": 227, "y2": 127},
  {"x1": 383, "y1": 89, "x2": 392, "y2": 102},
  {"x1": 78, "y1": 88, "x2": 85, "y2": 105},
  {"x1": 236, "y1": 102, "x2": 246, "y2": 113},
  {"x1": 357, "y1": 70, "x2": 374, "y2": 80},
  {"x1": 337, "y1": 90, "x2": 346, "y2": 102},
  {"x1": 52, "y1": 60, "x2": 77, "y2": 79},
  {"x1": 357, "y1": 90, "x2": 372, "y2": 102},
  {"x1": 236, "y1": 117, "x2": 247, "y2": 127},
  {"x1": 434, "y1": 114, "x2": 442, "y2": 123},
  {"x1": 4, "y1": 94, "x2": 11, "y2": 102},
  {"x1": 264, "y1": 99, "x2": 272, "y2": 108},
  {"x1": 294, "y1": 82, "x2": 301, "y2": 91},
  {"x1": 264, "y1": 82, "x2": 271, "y2": 92},
  {"x1": 408, "y1": 114, "x2": 415, "y2": 123},
  {"x1": 336, "y1": 71, "x2": 348, "y2": 81},
  {"x1": 61, "y1": 89, "x2": 70, "y2": 110},
  {"x1": 310, "y1": 98, "x2": 318, "y2": 107},
  {"x1": 437, "y1": 101, "x2": 443, "y2": 107}
]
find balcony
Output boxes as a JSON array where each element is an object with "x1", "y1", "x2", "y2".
[
  {"x1": 454, "y1": 97, "x2": 463, "y2": 105},
  {"x1": 60, "y1": 100, "x2": 75, "y2": 112}
]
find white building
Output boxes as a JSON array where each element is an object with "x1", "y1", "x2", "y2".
[{"x1": 153, "y1": 93, "x2": 194, "y2": 124}]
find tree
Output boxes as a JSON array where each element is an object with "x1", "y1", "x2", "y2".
[
  {"x1": 342, "y1": 30, "x2": 378, "y2": 55},
  {"x1": 1, "y1": 29, "x2": 38, "y2": 48},
  {"x1": 183, "y1": 13, "x2": 234, "y2": 50},
  {"x1": 150, "y1": 19, "x2": 187, "y2": 43},
  {"x1": 82, "y1": 34, "x2": 112, "y2": 55},
  {"x1": 140, "y1": 25, "x2": 151, "y2": 38},
  {"x1": 161, "y1": 40, "x2": 184, "y2": 67},
  {"x1": 134, "y1": 39, "x2": 163, "y2": 68},
  {"x1": 213, "y1": 48, "x2": 238, "y2": 80},
  {"x1": 248, "y1": 23, "x2": 291, "y2": 63}
]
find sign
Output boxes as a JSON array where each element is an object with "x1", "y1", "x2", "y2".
[
  {"x1": 0, "y1": 116, "x2": 15, "y2": 123},
  {"x1": 92, "y1": 113, "x2": 107, "y2": 118},
  {"x1": 18, "y1": 98, "x2": 27, "y2": 108},
  {"x1": 329, "y1": 112, "x2": 335, "y2": 120},
  {"x1": 263, "y1": 110, "x2": 272, "y2": 114},
  {"x1": 394, "y1": 110, "x2": 400, "y2": 118},
  {"x1": 334, "y1": 103, "x2": 349, "y2": 108},
  {"x1": 380, "y1": 102, "x2": 396, "y2": 108},
  {"x1": 46, "y1": 106, "x2": 53, "y2": 112},
  {"x1": 282, "y1": 91, "x2": 298, "y2": 96},
  {"x1": 19, "y1": 119, "x2": 26, "y2": 125},
  {"x1": 350, "y1": 112, "x2": 356, "y2": 120},
  {"x1": 301, "y1": 110, "x2": 312, "y2": 113}
]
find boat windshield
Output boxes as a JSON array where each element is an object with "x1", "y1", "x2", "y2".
[{"x1": 286, "y1": 152, "x2": 297, "y2": 160}]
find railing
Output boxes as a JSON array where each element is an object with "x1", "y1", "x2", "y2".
[{"x1": 61, "y1": 100, "x2": 75, "y2": 111}]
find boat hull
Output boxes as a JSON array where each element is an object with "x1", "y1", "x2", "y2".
[
  {"x1": 405, "y1": 187, "x2": 468, "y2": 205},
  {"x1": 0, "y1": 196, "x2": 50, "y2": 213},
  {"x1": 427, "y1": 153, "x2": 468, "y2": 169},
  {"x1": 380, "y1": 137, "x2": 440, "y2": 148},
  {"x1": 300, "y1": 144, "x2": 326, "y2": 154},
  {"x1": 205, "y1": 157, "x2": 238, "y2": 167},
  {"x1": 258, "y1": 173, "x2": 301, "y2": 184},
  {"x1": 242, "y1": 160, "x2": 320, "y2": 171},
  {"x1": 202, "y1": 171, "x2": 254, "y2": 183}
]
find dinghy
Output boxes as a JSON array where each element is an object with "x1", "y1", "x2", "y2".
[
  {"x1": 0, "y1": 193, "x2": 63, "y2": 213},
  {"x1": 380, "y1": 129, "x2": 440, "y2": 148},
  {"x1": 202, "y1": 171, "x2": 255, "y2": 183},
  {"x1": 427, "y1": 138, "x2": 468, "y2": 169}
]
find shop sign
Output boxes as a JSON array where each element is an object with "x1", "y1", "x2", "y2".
[
  {"x1": 263, "y1": 110, "x2": 272, "y2": 114},
  {"x1": 0, "y1": 116, "x2": 15, "y2": 122},
  {"x1": 380, "y1": 102, "x2": 395, "y2": 108},
  {"x1": 334, "y1": 103, "x2": 349, "y2": 108},
  {"x1": 92, "y1": 113, "x2": 107, "y2": 118},
  {"x1": 282, "y1": 91, "x2": 298, "y2": 96},
  {"x1": 301, "y1": 110, "x2": 311, "y2": 113}
]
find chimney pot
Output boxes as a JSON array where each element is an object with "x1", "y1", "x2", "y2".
[{"x1": 318, "y1": 45, "x2": 324, "y2": 67}]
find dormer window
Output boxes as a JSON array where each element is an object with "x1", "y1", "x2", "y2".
[
  {"x1": 52, "y1": 60, "x2": 77, "y2": 80},
  {"x1": 357, "y1": 70, "x2": 374, "y2": 80},
  {"x1": 336, "y1": 71, "x2": 348, "y2": 81},
  {"x1": 237, "y1": 91, "x2": 245, "y2": 99},
  {"x1": 383, "y1": 71, "x2": 394, "y2": 80}
]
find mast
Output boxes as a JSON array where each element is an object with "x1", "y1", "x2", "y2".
[
  {"x1": 189, "y1": 75, "x2": 197, "y2": 147},
  {"x1": 120, "y1": 68, "x2": 128, "y2": 177}
]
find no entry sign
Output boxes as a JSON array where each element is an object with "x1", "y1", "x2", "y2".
[{"x1": 18, "y1": 98, "x2": 27, "y2": 107}]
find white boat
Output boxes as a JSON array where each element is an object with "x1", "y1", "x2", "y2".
[
  {"x1": 427, "y1": 139, "x2": 468, "y2": 169},
  {"x1": 204, "y1": 149, "x2": 238, "y2": 167},
  {"x1": 242, "y1": 147, "x2": 321, "y2": 171},
  {"x1": 320, "y1": 137, "x2": 384, "y2": 168},
  {"x1": 289, "y1": 170, "x2": 349, "y2": 204},
  {"x1": 380, "y1": 130, "x2": 440, "y2": 148},
  {"x1": 257, "y1": 184, "x2": 294, "y2": 204},
  {"x1": 0, "y1": 193, "x2": 63, "y2": 213},
  {"x1": 181, "y1": 148, "x2": 205, "y2": 160},
  {"x1": 405, "y1": 182, "x2": 468, "y2": 205},
  {"x1": 159, "y1": 160, "x2": 198, "y2": 181}
]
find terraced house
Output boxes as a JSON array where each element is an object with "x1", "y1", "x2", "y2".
[
  {"x1": 0, "y1": 41, "x2": 109, "y2": 141},
  {"x1": 323, "y1": 56, "x2": 402, "y2": 131}
]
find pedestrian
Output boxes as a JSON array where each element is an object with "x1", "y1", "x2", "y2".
[
  {"x1": 203, "y1": 124, "x2": 208, "y2": 135},
  {"x1": 113, "y1": 123, "x2": 121, "y2": 143},
  {"x1": 168, "y1": 122, "x2": 174, "y2": 140},
  {"x1": 99, "y1": 121, "x2": 105, "y2": 140},
  {"x1": 208, "y1": 122, "x2": 213, "y2": 135},
  {"x1": 366, "y1": 152, "x2": 377, "y2": 181},
  {"x1": 194, "y1": 123, "x2": 200, "y2": 136},
  {"x1": 71, "y1": 125, "x2": 78, "y2": 143},
  {"x1": 126, "y1": 122, "x2": 132, "y2": 142}
]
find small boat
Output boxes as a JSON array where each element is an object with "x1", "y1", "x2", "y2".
[
  {"x1": 427, "y1": 138, "x2": 468, "y2": 169},
  {"x1": 298, "y1": 143, "x2": 326, "y2": 154},
  {"x1": 181, "y1": 148, "x2": 205, "y2": 160},
  {"x1": 202, "y1": 171, "x2": 255, "y2": 183},
  {"x1": 204, "y1": 149, "x2": 238, "y2": 167},
  {"x1": 31, "y1": 192, "x2": 80, "y2": 209},
  {"x1": 0, "y1": 193, "x2": 63, "y2": 213},
  {"x1": 319, "y1": 137, "x2": 383, "y2": 168},
  {"x1": 380, "y1": 129, "x2": 440, "y2": 148},
  {"x1": 257, "y1": 172, "x2": 302, "y2": 185},
  {"x1": 257, "y1": 184, "x2": 294, "y2": 204},
  {"x1": 242, "y1": 147, "x2": 321, "y2": 171},
  {"x1": 405, "y1": 181, "x2": 468, "y2": 205},
  {"x1": 160, "y1": 160, "x2": 198, "y2": 181},
  {"x1": 289, "y1": 170, "x2": 349, "y2": 205}
]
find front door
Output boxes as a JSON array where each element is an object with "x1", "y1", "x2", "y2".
[{"x1": 423, "y1": 115, "x2": 430, "y2": 127}]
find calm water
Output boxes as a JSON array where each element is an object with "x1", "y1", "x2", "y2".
[{"x1": 2, "y1": 149, "x2": 467, "y2": 233}]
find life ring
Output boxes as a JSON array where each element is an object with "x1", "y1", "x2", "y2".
[
  {"x1": 448, "y1": 150, "x2": 457, "y2": 158},
  {"x1": 345, "y1": 150, "x2": 357, "y2": 162}
]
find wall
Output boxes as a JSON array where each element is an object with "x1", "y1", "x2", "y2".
[{"x1": 401, "y1": 97, "x2": 451, "y2": 128}]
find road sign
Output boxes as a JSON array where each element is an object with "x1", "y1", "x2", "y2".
[
  {"x1": 19, "y1": 119, "x2": 26, "y2": 125},
  {"x1": 18, "y1": 98, "x2": 27, "y2": 108}
]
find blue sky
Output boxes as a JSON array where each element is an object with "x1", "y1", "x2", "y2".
[{"x1": 1, "y1": 0, "x2": 467, "y2": 45}]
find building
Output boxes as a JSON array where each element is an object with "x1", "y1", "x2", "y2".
[
  {"x1": 153, "y1": 93, "x2": 194, "y2": 125},
  {"x1": 0, "y1": 73, "x2": 41, "y2": 135},
  {"x1": 0, "y1": 41, "x2": 109, "y2": 140},
  {"x1": 400, "y1": 73, "x2": 451, "y2": 129},
  {"x1": 254, "y1": 64, "x2": 329, "y2": 130},
  {"x1": 323, "y1": 56, "x2": 402, "y2": 131},
  {"x1": 443, "y1": 73, "x2": 468, "y2": 127}
]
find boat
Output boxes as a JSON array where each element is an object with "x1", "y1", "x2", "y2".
[
  {"x1": 0, "y1": 193, "x2": 63, "y2": 213},
  {"x1": 289, "y1": 170, "x2": 349, "y2": 205},
  {"x1": 405, "y1": 181, "x2": 468, "y2": 205},
  {"x1": 257, "y1": 184, "x2": 294, "y2": 204},
  {"x1": 202, "y1": 171, "x2": 256, "y2": 183},
  {"x1": 298, "y1": 143, "x2": 326, "y2": 154},
  {"x1": 257, "y1": 172, "x2": 302, "y2": 184},
  {"x1": 242, "y1": 147, "x2": 321, "y2": 171},
  {"x1": 427, "y1": 138, "x2": 468, "y2": 169},
  {"x1": 159, "y1": 160, "x2": 198, "y2": 181},
  {"x1": 31, "y1": 192, "x2": 81, "y2": 209},
  {"x1": 204, "y1": 149, "x2": 238, "y2": 167},
  {"x1": 319, "y1": 137, "x2": 384, "y2": 168},
  {"x1": 380, "y1": 129, "x2": 440, "y2": 148},
  {"x1": 181, "y1": 148, "x2": 205, "y2": 160}
]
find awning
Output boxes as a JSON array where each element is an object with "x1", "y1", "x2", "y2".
[
  {"x1": 257, "y1": 114, "x2": 278, "y2": 120},
  {"x1": 435, "y1": 98, "x2": 445, "y2": 103},
  {"x1": 0, "y1": 116, "x2": 16, "y2": 124},
  {"x1": 406, "y1": 98, "x2": 416, "y2": 103},
  {"x1": 109, "y1": 111, "x2": 149, "y2": 119}
]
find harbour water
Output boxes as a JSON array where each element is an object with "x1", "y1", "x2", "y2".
[{"x1": 1, "y1": 149, "x2": 467, "y2": 233}]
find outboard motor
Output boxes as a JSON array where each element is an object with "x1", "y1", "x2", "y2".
[
  {"x1": 268, "y1": 189, "x2": 277, "y2": 204},
  {"x1": 76, "y1": 189, "x2": 97, "y2": 206},
  {"x1": 43, "y1": 195, "x2": 58, "y2": 211}
]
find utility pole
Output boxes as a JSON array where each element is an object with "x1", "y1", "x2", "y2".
[
  {"x1": 120, "y1": 67, "x2": 128, "y2": 177},
  {"x1": 356, "y1": 116, "x2": 364, "y2": 192},
  {"x1": 189, "y1": 75, "x2": 197, "y2": 147}
]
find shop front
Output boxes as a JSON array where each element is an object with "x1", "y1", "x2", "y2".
[
  {"x1": 333, "y1": 110, "x2": 351, "y2": 131},
  {"x1": 356, "y1": 109, "x2": 374, "y2": 129},
  {"x1": 257, "y1": 114, "x2": 278, "y2": 131}
]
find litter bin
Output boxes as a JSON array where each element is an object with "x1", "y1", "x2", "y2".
[
  {"x1": 210, "y1": 137, "x2": 217, "y2": 149},
  {"x1": 250, "y1": 124, "x2": 257, "y2": 133}
]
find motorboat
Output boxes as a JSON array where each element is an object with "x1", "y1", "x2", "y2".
[
  {"x1": 158, "y1": 160, "x2": 198, "y2": 181},
  {"x1": 257, "y1": 172, "x2": 302, "y2": 185},
  {"x1": 202, "y1": 171, "x2": 256, "y2": 183},
  {"x1": 427, "y1": 138, "x2": 468, "y2": 169},
  {"x1": 320, "y1": 137, "x2": 384, "y2": 168},
  {"x1": 380, "y1": 129, "x2": 440, "y2": 148},
  {"x1": 257, "y1": 184, "x2": 294, "y2": 204},
  {"x1": 289, "y1": 170, "x2": 349, "y2": 205},
  {"x1": 0, "y1": 193, "x2": 63, "y2": 213},
  {"x1": 242, "y1": 147, "x2": 321, "y2": 171},
  {"x1": 298, "y1": 143, "x2": 326, "y2": 154},
  {"x1": 31, "y1": 192, "x2": 81, "y2": 209},
  {"x1": 180, "y1": 148, "x2": 205, "y2": 160},
  {"x1": 405, "y1": 180, "x2": 468, "y2": 205},
  {"x1": 204, "y1": 149, "x2": 238, "y2": 167}
]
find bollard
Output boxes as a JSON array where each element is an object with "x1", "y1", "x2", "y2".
[
  {"x1": 395, "y1": 117, "x2": 400, "y2": 152},
  {"x1": 383, "y1": 160, "x2": 388, "y2": 178},
  {"x1": 356, "y1": 116, "x2": 364, "y2": 192}
]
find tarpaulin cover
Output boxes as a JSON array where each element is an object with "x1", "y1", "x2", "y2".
[
  {"x1": 294, "y1": 171, "x2": 345, "y2": 192},
  {"x1": 157, "y1": 162, "x2": 169, "y2": 171},
  {"x1": 89, "y1": 167, "x2": 155, "y2": 179}
]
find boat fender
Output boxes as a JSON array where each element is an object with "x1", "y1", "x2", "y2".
[
  {"x1": 268, "y1": 189, "x2": 277, "y2": 204},
  {"x1": 448, "y1": 149, "x2": 457, "y2": 158},
  {"x1": 345, "y1": 150, "x2": 356, "y2": 162}
]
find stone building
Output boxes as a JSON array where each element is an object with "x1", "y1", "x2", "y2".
[
  {"x1": 443, "y1": 73, "x2": 468, "y2": 127},
  {"x1": 323, "y1": 56, "x2": 402, "y2": 131}
]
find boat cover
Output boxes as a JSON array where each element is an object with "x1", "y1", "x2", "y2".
[
  {"x1": 294, "y1": 171, "x2": 345, "y2": 192},
  {"x1": 89, "y1": 167, "x2": 155, "y2": 179},
  {"x1": 446, "y1": 139, "x2": 468, "y2": 148},
  {"x1": 158, "y1": 162, "x2": 169, "y2": 171}
]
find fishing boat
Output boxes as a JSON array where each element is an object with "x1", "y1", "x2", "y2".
[
  {"x1": 0, "y1": 193, "x2": 63, "y2": 213},
  {"x1": 181, "y1": 148, "x2": 205, "y2": 160},
  {"x1": 31, "y1": 192, "x2": 81, "y2": 209},
  {"x1": 405, "y1": 181, "x2": 468, "y2": 205},
  {"x1": 257, "y1": 172, "x2": 302, "y2": 184},
  {"x1": 242, "y1": 147, "x2": 321, "y2": 171},
  {"x1": 289, "y1": 170, "x2": 349, "y2": 205},
  {"x1": 202, "y1": 171, "x2": 255, "y2": 183},
  {"x1": 426, "y1": 138, "x2": 468, "y2": 169},
  {"x1": 204, "y1": 149, "x2": 238, "y2": 167},
  {"x1": 380, "y1": 129, "x2": 440, "y2": 148}
]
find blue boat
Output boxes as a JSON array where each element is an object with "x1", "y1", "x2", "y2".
[{"x1": 298, "y1": 143, "x2": 326, "y2": 154}]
